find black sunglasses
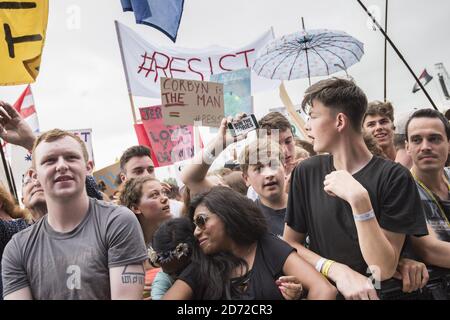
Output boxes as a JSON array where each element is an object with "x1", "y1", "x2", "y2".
[{"x1": 193, "y1": 213, "x2": 210, "y2": 229}]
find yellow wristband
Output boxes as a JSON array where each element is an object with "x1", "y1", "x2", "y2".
[
  {"x1": 321, "y1": 260, "x2": 331, "y2": 277},
  {"x1": 321, "y1": 259, "x2": 335, "y2": 278}
]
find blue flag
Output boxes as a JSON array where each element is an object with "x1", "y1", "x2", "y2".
[{"x1": 120, "y1": 0, "x2": 184, "y2": 42}]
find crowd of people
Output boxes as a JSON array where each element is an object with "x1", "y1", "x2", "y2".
[{"x1": 0, "y1": 77, "x2": 450, "y2": 300}]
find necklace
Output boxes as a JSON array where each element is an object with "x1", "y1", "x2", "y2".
[{"x1": 410, "y1": 169, "x2": 450, "y2": 228}]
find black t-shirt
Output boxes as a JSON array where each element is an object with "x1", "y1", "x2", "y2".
[
  {"x1": 178, "y1": 233, "x2": 295, "y2": 300},
  {"x1": 176, "y1": 262, "x2": 205, "y2": 300},
  {"x1": 286, "y1": 155, "x2": 428, "y2": 275},
  {"x1": 255, "y1": 199, "x2": 286, "y2": 237}
]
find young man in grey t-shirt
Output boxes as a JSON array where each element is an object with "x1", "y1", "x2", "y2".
[{"x1": 1, "y1": 129, "x2": 148, "y2": 300}]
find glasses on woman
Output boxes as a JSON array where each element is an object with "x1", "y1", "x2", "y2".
[{"x1": 193, "y1": 213, "x2": 210, "y2": 229}]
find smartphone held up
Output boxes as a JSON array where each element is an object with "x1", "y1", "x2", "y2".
[{"x1": 227, "y1": 114, "x2": 259, "y2": 137}]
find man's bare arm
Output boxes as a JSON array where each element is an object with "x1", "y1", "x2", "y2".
[
  {"x1": 411, "y1": 225, "x2": 450, "y2": 268},
  {"x1": 181, "y1": 115, "x2": 246, "y2": 196},
  {"x1": 324, "y1": 170, "x2": 404, "y2": 280},
  {"x1": 283, "y1": 224, "x2": 379, "y2": 300},
  {"x1": 4, "y1": 286, "x2": 33, "y2": 300},
  {"x1": 110, "y1": 263, "x2": 145, "y2": 300}
]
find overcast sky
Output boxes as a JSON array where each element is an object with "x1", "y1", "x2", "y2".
[{"x1": 1, "y1": 0, "x2": 450, "y2": 174}]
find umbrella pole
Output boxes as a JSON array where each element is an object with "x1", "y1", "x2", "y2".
[
  {"x1": 384, "y1": 0, "x2": 388, "y2": 102},
  {"x1": 301, "y1": 17, "x2": 312, "y2": 86},
  {"x1": 356, "y1": 0, "x2": 438, "y2": 111},
  {"x1": 306, "y1": 57, "x2": 311, "y2": 86}
]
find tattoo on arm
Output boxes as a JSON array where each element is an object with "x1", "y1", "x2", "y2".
[{"x1": 121, "y1": 265, "x2": 145, "y2": 285}]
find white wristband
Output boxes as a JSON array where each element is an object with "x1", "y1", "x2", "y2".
[
  {"x1": 315, "y1": 258, "x2": 326, "y2": 272},
  {"x1": 353, "y1": 209, "x2": 376, "y2": 222}
]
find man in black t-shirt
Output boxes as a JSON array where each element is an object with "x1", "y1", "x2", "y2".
[
  {"x1": 283, "y1": 78, "x2": 427, "y2": 300},
  {"x1": 239, "y1": 139, "x2": 288, "y2": 237},
  {"x1": 405, "y1": 109, "x2": 450, "y2": 268}
]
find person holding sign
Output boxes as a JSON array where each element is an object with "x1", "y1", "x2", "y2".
[{"x1": 180, "y1": 114, "x2": 248, "y2": 198}]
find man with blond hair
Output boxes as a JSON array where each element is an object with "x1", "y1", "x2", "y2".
[
  {"x1": 2, "y1": 129, "x2": 148, "y2": 300},
  {"x1": 239, "y1": 138, "x2": 288, "y2": 237}
]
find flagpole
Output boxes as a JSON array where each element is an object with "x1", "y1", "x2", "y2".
[
  {"x1": 114, "y1": 20, "x2": 138, "y2": 124},
  {"x1": 384, "y1": 0, "x2": 388, "y2": 102},
  {"x1": 0, "y1": 144, "x2": 17, "y2": 199},
  {"x1": 7, "y1": 163, "x2": 18, "y2": 201},
  {"x1": 356, "y1": 0, "x2": 438, "y2": 111}
]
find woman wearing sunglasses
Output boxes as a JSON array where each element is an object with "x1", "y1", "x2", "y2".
[
  {"x1": 163, "y1": 186, "x2": 337, "y2": 300},
  {"x1": 152, "y1": 217, "x2": 307, "y2": 300}
]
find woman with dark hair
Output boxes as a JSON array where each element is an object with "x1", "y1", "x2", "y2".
[
  {"x1": 163, "y1": 186, "x2": 337, "y2": 300},
  {"x1": 153, "y1": 217, "x2": 304, "y2": 300}
]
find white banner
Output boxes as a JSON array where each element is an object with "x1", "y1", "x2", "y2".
[
  {"x1": 68, "y1": 129, "x2": 95, "y2": 165},
  {"x1": 115, "y1": 21, "x2": 280, "y2": 98}
]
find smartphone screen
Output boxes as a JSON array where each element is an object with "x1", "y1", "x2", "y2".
[{"x1": 228, "y1": 114, "x2": 259, "y2": 137}]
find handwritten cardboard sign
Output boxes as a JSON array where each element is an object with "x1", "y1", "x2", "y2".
[
  {"x1": 139, "y1": 105, "x2": 196, "y2": 167},
  {"x1": 93, "y1": 162, "x2": 120, "y2": 198},
  {"x1": 160, "y1": 77, "x2": 224, "y2": 127}
]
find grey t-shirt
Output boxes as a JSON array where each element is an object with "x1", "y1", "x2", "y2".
[{"x1": 1, "y1": 198, "x2": 148, "y2": 300}]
